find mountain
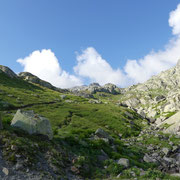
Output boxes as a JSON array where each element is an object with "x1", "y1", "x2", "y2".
[
  {"x1": 70, "y1": 82, "x2": 122, "y2": 95},
  {"x1": 18, "y1": 72, "x2": 66, "y2": 93},
  {"x1": 120, "y1": 59, "x2": 180, "y2": 123},
  {"x1": 1, "y1": 64, "x2": 180, "y2": 179}
]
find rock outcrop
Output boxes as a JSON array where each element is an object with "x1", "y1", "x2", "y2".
[
  {"x1": 120, "y1": 59, "x2": 180, "y2": 122},
  {"x1": 157, "y1": 111, "x2": 180, "y2": 135},
  {"x1": 0, "y1": 65, "x2": 17, "y2": 78},
  {"x1": 70, "y1": 83, "x2": 122, "y2": 95},
  {"x1": 11, "y1": 109, "x2": 53, "y2": 140},
  {"x1": 18, "y1": 72, "x2": 66, "y2": 92},
  {"x1": 19, "y1": 72, "x2": 54, "y2": 89}
]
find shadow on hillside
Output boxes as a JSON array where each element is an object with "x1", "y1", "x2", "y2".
[{"x1": 0, "y1": 72, "x2": 43, "y2": 91}]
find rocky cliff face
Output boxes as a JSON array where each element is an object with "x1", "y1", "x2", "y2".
[
  {"x1": 70, "y1": 82, "x2": 122, "y2": 95},
  {"x1": 121, "y1": 59, "x2": 180, "y2": 125}
]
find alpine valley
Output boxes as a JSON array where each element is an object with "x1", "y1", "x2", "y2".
[{"x1": 1, "y1": 60, "x2": 180, "y2": 179}]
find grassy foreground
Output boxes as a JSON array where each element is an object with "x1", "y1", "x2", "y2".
[{"x1": 0, "y1": 70, "x2": 180, "y2": 179}]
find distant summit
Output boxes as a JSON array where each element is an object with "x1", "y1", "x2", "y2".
[{"x1": 70, "y1": 82, "x2": 122, "y2": 95}]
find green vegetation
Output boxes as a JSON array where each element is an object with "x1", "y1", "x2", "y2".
[{"x1": 0, "y1": 70, "x2": 179, "y2": 179}]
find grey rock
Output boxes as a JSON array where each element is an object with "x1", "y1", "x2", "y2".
[
  {"x1": 154, "y1": 95, "x2": 166, "y2": 103},
  {"x1": 95, "y1": 128, "x2": 113, "y2": 142},
  {"x1": 116, "y1": 173, "x2": 122, "y2": 178},
  {"x1": 89, "y1": 99, "x2": 102, "y2": 104},
  {"x1": 172, "y1": 146, "x2": 178, "y2": 152},
  {"x1": 117, "y1": 158, "x2": 129, "y2": 168},
  {"x1": 11, "y1": 109, "x2": 53, "y2": 140},
  {"x1": 162, "y1": 147, "x2": 170, "y2": 155},
  {"x1": 143, "y1": 154, "x2": 156, "y2": 163},
  {"x1": 124, "y1": 111, "x2": 134, "y2": 119},
  {"x1": 137, "y1": 109, "x2": 146, "y2": 118},
  {"x1": 158, "y1": 111, "x2": 180, "y2": 135},
  {"x1": 120, "y1": 59, "x2": 180, "y2": 121},
  {"x1": 152, "y1": 153, "x2": 159, "y2": 157},
  {"x1": 163, "y1": 157, "x2": 175, "y2": 164},
  {"x1": 2, "y1": 167, "x2": 9, "y2": 176},
  {"x1": 123, "y1": 98, "x2": 140, "y2": 108},
  {"x1": 147, "y1": 110, "x2": 157, "y2": 119},
  {"x1": 103, "y1": 83, "x2": 121, "y2": 94},
  {"x1": 65, "y1": 100, "x2": 73, "y2": 103},
  {"x1": 70, "y1": 82, "x2": 121, "y2": 95},
  {"x1": 170, "y1": 173, "x2": 180, "y2": 177},
  {"x1": 73, "y1": 91, "x2": 94, "y2": 98}
]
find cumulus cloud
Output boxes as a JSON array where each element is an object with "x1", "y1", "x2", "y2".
[
  {"x1": 169, "y1": 4, "x2": 180, "y2": 35},
  {"x1": 17, "y1": 49, "x2": 82, "y2": 88},
  {"x1": 74, "y1": 47, "x2": 127, "y2": 86},
  {"x1": 17, "y1": 3, "x2": 180, "y2": 88},
  {"x1": 123, "y1": 3, "x2": 180, "y2": 84},
  {"x1": 73, "y1": 3, "x2": 180, "y2": 87}
]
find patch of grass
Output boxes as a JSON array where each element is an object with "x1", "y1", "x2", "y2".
[{"x1": 0, "y1": 71, "x2": 177, "y2": 179}]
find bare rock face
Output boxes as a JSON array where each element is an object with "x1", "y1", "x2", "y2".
[
  {"x1": 70, "y1": 82, "x2": 122, "y2": 95},
  {"x1": 11, "y1": 109, "x2": 53, "y2": 140},
  {"x1": 157, "y1": 111, "x2": 180, "y2": 135},
  {"x1": 120, "y1": 58, "x2": 180, "y2": 120},
  {"x1": 0, "y1": 65, "x2": 17, "y2": 78}
]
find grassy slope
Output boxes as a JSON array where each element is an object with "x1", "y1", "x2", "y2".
[{"x1": 0, "y1": 71, "x2": 179, "y2": 179}]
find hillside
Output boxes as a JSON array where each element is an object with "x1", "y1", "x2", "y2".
[{"x1": 1, "y1": 65, "x2": 180, "y2": 179}]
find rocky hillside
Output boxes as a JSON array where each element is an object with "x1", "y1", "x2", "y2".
[
  {"x1": 117, "y1": 59, "x2": 180, "y2": 125},
  {"x1": 1, "y1": 65, "x2": 180, "y2": 179}
]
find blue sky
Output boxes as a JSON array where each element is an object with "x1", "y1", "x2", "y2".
[{"x1": 0, "y1": 1, "x2": 180, "y2": 88}]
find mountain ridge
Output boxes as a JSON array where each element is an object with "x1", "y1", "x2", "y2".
[{"x1": 1, "y1": 62, "x2": 180, "y2": 179}]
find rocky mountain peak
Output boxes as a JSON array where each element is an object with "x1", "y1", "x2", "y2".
[
  {"x1": 0, "y1": 65, "x2": 17, "y2": 78},
  {"x1": 121, "y1": 58, "x2": 180, "y2": 127},
  {"x1": 18, "y1": 72, "x2": 55, "y2": 89}
]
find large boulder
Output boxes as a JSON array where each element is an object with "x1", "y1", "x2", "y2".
[
  {"x1": 123, "y1": 98, "x2": 140, "y2": 108},
  {"x1": 94, "y1": 128, "x2": 114, "y2": 143},
  {"x1": 158, "y1": 111, "x2": 180, "y2": 135},
  {"x1": 117, "y1": 158, "x2": 130, "y2": 168},
  {"x1": 11, "y1": 109, "x2": 53, "y2": 140}
]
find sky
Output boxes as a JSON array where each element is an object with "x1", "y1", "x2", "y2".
[{"x1": 0, "y1": 0, "x2": 180, "y2": 88}]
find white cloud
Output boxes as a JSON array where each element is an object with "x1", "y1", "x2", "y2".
[
  {"x1": 124, "y1": 37, "x2": 180, "y2": 84},
  {"x1": 169, "y1": 4, "x2": 180, "y2": 35},
  {"x1": 73, "y1": 3, "x2": 180, "y2": 87},
  {"x1": 17, "y1": 49, "x2": 82, "y2": 88},
  {"x1": 74, "y1": 47, "x2": 127, "y2": 86},
  {"x1": 17, "y1": 3, "x2": 180, "y2": 88},
  {"x1": 123, "y1": 3, "x2": 180, "y2": 85}
]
